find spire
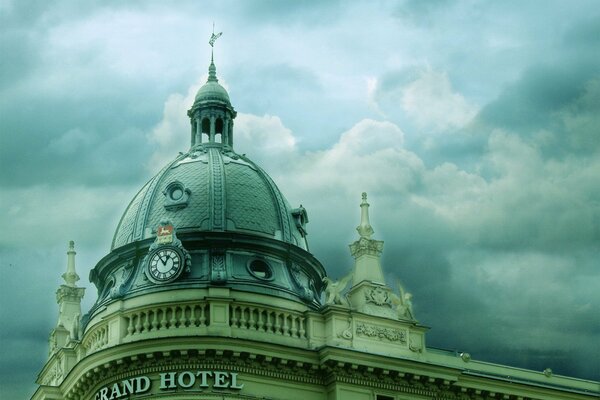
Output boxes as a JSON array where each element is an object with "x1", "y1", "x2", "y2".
[
  {"x1": 50, "y1": 241, "x2": 85, "y2": 354},
  {"x1": 356, "y1": 192, "x2": 375, "y2": 239},
  {"x1": 346, "y1": 193, "x2": 397, "y2": 319},
  {"x1": 208, "y1": 49, "x2": 218, "y2": 82},
  {"x1": 208, "y1": 24, "x2": 222, "y2": 83},
  {"x1": 187, "y1": 26, "x2": 236, "y2": 149},
  {"x1": 349, "y1": 192, "x2": 385, "y2": 285},
  {"x1": 62, "y1": 240, "x2": 80, "y2": 287}
]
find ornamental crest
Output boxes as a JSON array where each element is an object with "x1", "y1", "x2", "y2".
[
  {"x1": 365, "y1": 286, "x2": 390, "y2": 306},
  {"x1": 156, "y1": 223, "x2": 174, "y2": 244}
]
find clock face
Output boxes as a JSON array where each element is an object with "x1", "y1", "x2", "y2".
[{"x1": 147, "y1": 247, "x2": 183, "y2": 283}]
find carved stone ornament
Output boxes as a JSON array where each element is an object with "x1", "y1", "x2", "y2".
[
  {"x1": 109, "y1": 260, "x2": 135, "y2": 299},
  {"x1": 409, "y1": 336, "x2": 423, "y2": 353},
  {"x1": 290, "y1": 263, "x2": 315, "y2": 302},
  {"x1": 211, "y1": 253, "x2": 227, "y2": 283},
  {"x1": 323, "y1": 273, "x2": 353, "y2": 306},
  {"x1": 337, "y1": 317, "x2": 353, "y2": 340},
  {"x1": 349, "y1": 237, "x2": 384, "y2": 258},
  {"x1": 356, "y1": 322, "x2": 407, "y2": 343},
  {"x1": 56, "y1": 285, "x2": 85, "y2": 303},
  {"x1": 365, "y1": 286, "x2": 391, "y2": 306},
  {"x1": 142, "y1": 221, "x2": 191, "y2": 285}
]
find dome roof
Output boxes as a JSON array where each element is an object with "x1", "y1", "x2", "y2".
[
  {"x1": 193, "y1": 59, "x2": 231, "y2": 106},
  {"x1": 194, "y1": 80, "x2": 231, "y2": 105},
  {"x1": 89, "y1": 52, "x2": 323, "y2": 313},
  {"x1": 111, "y1": 147, "x2": 308, "y2": 251}
]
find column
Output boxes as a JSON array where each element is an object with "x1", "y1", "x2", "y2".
[{"x1": 210, "y1": 116, "x2": 216, "y2": 143}]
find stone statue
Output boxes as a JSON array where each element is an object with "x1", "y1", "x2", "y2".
[
  {"x1": 69, "y1": 313, "x2": 80, "y2": 342},
  {"x1": 390, "y1": 281, "x2": 415, "y2": 320},
  {"x1": 323, "y1": 273, "x2": 353, "y2": 305}
]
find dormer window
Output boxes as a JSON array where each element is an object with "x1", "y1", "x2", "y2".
[{"x1": 163, "y1": 181, "x2": 191, "y2": 211}]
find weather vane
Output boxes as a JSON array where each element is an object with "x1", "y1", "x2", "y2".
[{"x1": 209, "y1": 22, "x2": 222, "y2": 48}]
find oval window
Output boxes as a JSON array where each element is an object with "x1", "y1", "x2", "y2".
[{"x1": 248, "y1": 260, "x2": 272, "y2": 280}]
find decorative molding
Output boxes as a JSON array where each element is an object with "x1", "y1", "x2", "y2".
[
  {"x1": 349, "y1": 237, "x2": 384, "y2": 258},
  {"x1": 337, "y1": 318, "x2": 353, "y2": 340},
  {"x1": 56, "y1": 285, "x2": 85, "y2": 303},
  {"x1": 208, "y1": 148, "x2": 225, "y2": 230},
  {"x1": 355, "y1": 322, "x2": 406, "y2": 343},
  {"x1": 211, "y1": 253, "x2": 227, "y2": 283},
  {"x1": 69, "y1": 349, "x2": 324, "y2": 400}
]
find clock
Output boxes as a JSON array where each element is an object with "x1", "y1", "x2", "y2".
[{"x1": 146, "y1": 247, "x2": 183, "y2": 283}]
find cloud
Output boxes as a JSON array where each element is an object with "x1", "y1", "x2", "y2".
[
  {"x1": 234, "y1": 113, "x2": 297, "y2": 173},
  {"x1": 277, "y1": 119, "x2": 420, "y2": 200},
  {"x1": 148, "y1": 79, "x2": 202, "y2": 165},
  {"x1": 0, "y1": 185, "x2": 132, "y2": 249},
  {"x1": 401, "y1": 69, "x2": 477, "y2": 132},
  {"x1": 375, "y1": 68, "x2": 478, "y2": 134},
  {"x1": 474, "y1": 62, "x2": 600, "y2": 157},
  {"x1": 394, "y1": 0, "x2": 453, "y2": 26},
  {"x1": 232, "y1": 114, "x2": 599, "y2": 380},
  {"x1": 234, "y1": 0, "x2": 345, "y2": 27}
]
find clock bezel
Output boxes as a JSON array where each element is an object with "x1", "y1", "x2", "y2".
[{"x1": 146, "y1": 246, "x2": 184, "y2": 284}]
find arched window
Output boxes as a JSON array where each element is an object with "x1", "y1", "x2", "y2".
[
  {"x1": 201, "y1": 117, "x2": 211, "y2": 142},
  {"x1": 201, "y1": 118, "x2": 210, "y2": 134},
  {"x1": 215, "y1": 118, "x2": 223, "y2": 134}
]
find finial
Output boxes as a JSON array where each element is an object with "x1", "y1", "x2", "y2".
[
  {"x1": 62, "y1": 240, "x2": 80, "y2": 287},
  {"x1": 356, "y1": 192, "x2": 375, "y2": 238},
  {"x1": 207, "y1": 24, "x2": 223, "y2": 83}
]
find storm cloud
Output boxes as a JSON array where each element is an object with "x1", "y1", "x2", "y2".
[{"x1": 1, "y1": 1, "x2": 599, "y2": 398}]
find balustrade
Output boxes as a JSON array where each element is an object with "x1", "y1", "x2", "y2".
[
  {"x1": 124, "y1": 303, "x2": 209, "y2": 338},
  {"x1": 230, "y1": 304, "x2": 307, "y2": 340},
  {"x1": 83, "y1": 300, "x2": 310, "y2": 351},
  {"x1": 83, "y1": 324, "x2": 108, "y2": 353}
]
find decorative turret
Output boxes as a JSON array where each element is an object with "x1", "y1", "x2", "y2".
[
  {"x1": 187, "y1": 30, "x2": 237, "y2": 149},
  {"x1": 49, "y1": 241, "x2": 85, "y2": 354},
  {"x1": 350, "y1": 192, "x2": 385, "y2": 286},
  {"x1": 345, "y1": 193, "x2": 417, "y2": 321}
]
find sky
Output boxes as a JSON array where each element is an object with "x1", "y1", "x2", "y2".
[{"x1": 1, "y1": 0, "x2": 599, "y2": 397}]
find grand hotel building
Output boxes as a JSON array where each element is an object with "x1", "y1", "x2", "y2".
[{"x1": 32, "y1": 46, "x2": 599, "y2": 400}]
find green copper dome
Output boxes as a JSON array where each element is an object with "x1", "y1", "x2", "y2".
[
  {"x1": 193, "y1": 59, "x2": 231, "y2": 106},
  {"x1": 111, "y1": 148, "x2": 309, "y2": 251},
  {"x1": 194, "y1": 80, "x2": 231, "y2": 105}
]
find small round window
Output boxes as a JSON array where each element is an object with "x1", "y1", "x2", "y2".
[
  {"x1": 168, "y1": 184, "x2": 184, "y2": 201},
  {"x1": 248, "y1": 260, "x2": 273, "y2": 280},
  {"x1": 170, "y1": 187, "x2": 183, "y2": 200}
]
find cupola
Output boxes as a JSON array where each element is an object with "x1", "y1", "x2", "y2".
[{"x1": 187, "y1": 45, "x2": 237, "y2": 148}]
